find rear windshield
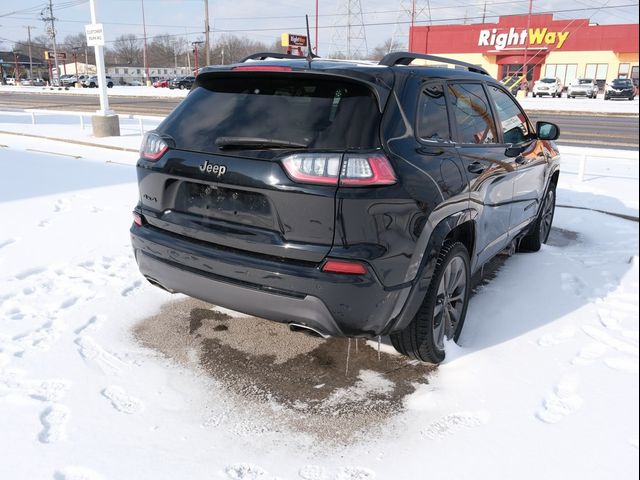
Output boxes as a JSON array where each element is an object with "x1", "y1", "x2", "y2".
[
  {"x1": 577, "y1": 79, "x2": 593, "y2": 85},
  {"x1": 159, "y1": 75, "x2": 381, "y2": 156},
  {"x1": 540, "y1": 78, "x2": 556, "y2": 83}
]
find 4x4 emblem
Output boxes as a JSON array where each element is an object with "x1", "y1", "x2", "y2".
[{"x1": 199, "y1": 160, "x2": 227, "y2": 176}]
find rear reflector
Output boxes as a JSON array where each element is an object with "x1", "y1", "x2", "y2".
[
  {"x1": 140, "y1": 132, "x2": 168, "y2": 161},
  {"x1": 281, "y1": 153, "x2": 396, "y2": 187},
  {"x1": 321, "y1": 259, "x2": 367, "y2": 275},
  {"x1": 232, "y1": 66, "x2": 293, "y2": 72},
  {"x1": 132, "y1": 212, "x2": 144, "y2": 227}
]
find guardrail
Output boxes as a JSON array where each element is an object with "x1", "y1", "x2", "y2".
[
  {"x1": 560, "y1": 147, "x2": 639, "y2": 182},
  {"x1": 0, "y1": 108, "x2": 163, "y2": 136}
]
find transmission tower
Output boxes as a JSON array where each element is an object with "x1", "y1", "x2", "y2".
[
  {"x1": 329, "y1": 0, "x2": 368, "y2": 59},
  {"x1": 391, "y1": 0, "x2": 433, "y2": 52}
]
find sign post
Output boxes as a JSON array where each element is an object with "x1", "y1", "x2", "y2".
[{"x1": 86, "y1": 1, "x2": 119, "y2": 137}]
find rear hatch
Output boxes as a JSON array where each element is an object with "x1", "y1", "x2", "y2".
[{"x1": 137, "y1": 71, "x2": 384, "y2": 263}]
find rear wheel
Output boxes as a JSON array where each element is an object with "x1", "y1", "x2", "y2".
[
  {"x1": 179, "y1": 84, "x2": 185, "y2": 90},
  {"x1": 390, "y1": 241, "x2": 470, "y2": 364},
  {"x1": 519, "y1": 187, "x2": 556, "y2": 252}
]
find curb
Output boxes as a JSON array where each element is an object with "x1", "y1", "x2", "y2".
[
  {"x1": 0, "y1": 130, "x2": 138, "y2": 153},
  {"x1": 557, "y1": 204, "x2": 639, "y2": 222}
]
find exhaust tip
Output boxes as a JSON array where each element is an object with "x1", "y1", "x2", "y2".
[
  {"x1": 144, "y1": 276, "x2": 175, "y2": 293},
  {"x1": 289, "y1": 323, "x2": 330, "y2": 339}
]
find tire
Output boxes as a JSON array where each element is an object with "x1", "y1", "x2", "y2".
[
  {"x1": 107, "y1": 82, "x2": 113, "y2": 88},
  {"x1": 518, "y1": 187, "x2": 556, "y2": 253},
  {"x1": 179, "y1": 84, "x2": 185, "y2": 90},
  {"x1": 532, "y1": 93, "x2": 536, "y2": 98},
  {"x1": 390, "y1": 241, "x2": 471, "y2": 364},
  {"x1": 604, "y1": 95, "x2": 609, "y2": 100}
]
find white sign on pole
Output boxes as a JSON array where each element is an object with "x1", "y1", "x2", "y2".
[{"x1": 85, "y1": 24, "x2": 105, "y2": 47}]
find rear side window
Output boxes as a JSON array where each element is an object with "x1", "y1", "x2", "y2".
[
  {"x1": 447, "y1": 83, "x2": 497, "y2": 145},
  {"x1": 488, "y1": 85, "x2": 531, "y2": 145},
  {"x1": 160, "y1": 75, "x2": 381, "y2": 156},
  {"x1": 417, "y1": 83, "x2": 450, "y2": 142}
]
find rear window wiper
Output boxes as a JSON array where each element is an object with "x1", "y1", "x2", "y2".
[{"x1": 215, "y1": 136, "x2": 309, "y2": 150}]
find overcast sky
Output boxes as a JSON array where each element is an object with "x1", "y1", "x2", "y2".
[{"x1": 1, "y1": 0, "x2": 638, "y2": 57}]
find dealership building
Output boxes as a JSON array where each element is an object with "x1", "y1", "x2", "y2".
[{"x1": 409, "y1": 13, "x2": 639, "y2": 87}]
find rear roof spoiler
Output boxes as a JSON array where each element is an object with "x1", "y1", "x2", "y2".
[
  {"x1": 379, "y1": 52, "x2": 490, "y2": 76},
  {"x1": 240, "y1": 52, "x2": 307, "y2": 62}
]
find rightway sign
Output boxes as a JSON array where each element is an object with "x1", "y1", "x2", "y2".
[{"x1": 85, "y1": 24, "x2": 105, "y2": 47}]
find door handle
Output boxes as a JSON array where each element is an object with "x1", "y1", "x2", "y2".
[{"x1": 467, "y1": 162, "x2": 487, "y2": 174}]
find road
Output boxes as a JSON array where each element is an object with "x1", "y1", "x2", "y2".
[{"x1": 0, "y1": 91, "x2": 638, "y2": 150}]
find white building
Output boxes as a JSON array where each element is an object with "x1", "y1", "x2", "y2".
[{"x1": 106, "y1": 65, "x2": 191, "y2": 85}]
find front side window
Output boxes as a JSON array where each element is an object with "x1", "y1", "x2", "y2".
[
  {"x1": 417, "y1": 83, "x2": 450, "y2": 142},
  {"x1": 488, "y1": 85, "x2": 530, "y2": 145},
  {"x1": 447, "y1": 83, "x2": 497, "y2": 145}
]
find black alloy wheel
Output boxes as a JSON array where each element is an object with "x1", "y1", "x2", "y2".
[
  {"x1": 391, "y1": 241, "x2": 470, "y2": 364},
  {"x1": 519, "y1": 187, "x2": 556, "y2": 252}
]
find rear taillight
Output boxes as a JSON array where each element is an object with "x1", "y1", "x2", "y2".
[
  {"x1": 281, "y1": 153, "x2": 396, "y2": 187},
  {"x1": 339, "y1": 154, "x2": 397, "y2": 186},
  {"x1": 321, "y1": 259, "x2": 367, "y2": 275},
  {"x1": 132, "y1": 212, "x2": 144, "y2": 226},
  {"x1": 140, "y1": 132, "x2": 168, "y2": 161},
  {"x1": 282, "y1": 154, "x2": 342, "y2": 185}
]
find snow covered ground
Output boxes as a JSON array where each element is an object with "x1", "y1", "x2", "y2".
[
  {"x1": 0, "y1": 132, "x2": 638, "y2": 480},
  {"x1": 1, "y1": 85, "x2": 638, "y2": 115}
]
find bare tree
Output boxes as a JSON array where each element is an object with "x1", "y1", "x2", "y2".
[
  {"x1": 210, "y1": 35, "x2": 270, "y2": 65},
  {"x1": 148, "y1": 34, "x2": 177, "y2": 67},
  {"x1": 110, "y1": 34, "x2": 143, "y2": 65},
  {"x1": 368, "y1": 38, "x2": 403, "y2": 61}
]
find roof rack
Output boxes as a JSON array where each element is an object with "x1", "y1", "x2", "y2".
[
  {"x1": 240, "y1": 52, "x2": 306, "y2": 62},
  {"x1": 379, "y1": 52, "x2": 490, "y2": 76}
]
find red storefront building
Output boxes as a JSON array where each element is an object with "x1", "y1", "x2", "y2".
[{"x1": 409, "y1": 14, "x2": 639, "y2": 87}]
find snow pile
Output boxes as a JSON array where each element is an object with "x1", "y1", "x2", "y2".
[
  {"x1": 0, "y1": 132, "x2": 638, "y2": 479},
  {"x1": 520, "y1": 94, "x2": 639, "y2": 114},
  {"x1": 0, "y1": 84, "x2": 188, "y2": 98}
]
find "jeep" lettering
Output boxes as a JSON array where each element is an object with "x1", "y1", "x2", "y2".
[{"x1": 199, "y1": 161, "x2": 227, "y2": 176}]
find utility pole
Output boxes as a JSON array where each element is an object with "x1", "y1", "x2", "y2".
[
  {"x1": 24, "y1": 26, "x2": 36, "y2": 80},
  {"x1": 204, "y1": 0, "x2": 211, "y2": 66},
  {"x1": 42, "y1": 0, "x2": 60, "y2": 85},
  {"x1": 141, "y1": 0, "x2": 150, "y2": 86}
]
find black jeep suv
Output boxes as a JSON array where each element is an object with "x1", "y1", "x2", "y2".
[{"x1": 131, "y1": 52, "x2": 560, "y2": 363}]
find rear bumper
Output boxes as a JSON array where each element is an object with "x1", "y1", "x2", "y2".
[
  {"x1": 131, "y1": 222, "x2": 410, "y2": 337},
  {"x1": 568, "y1": 90, "x2": 593, "y2": 96}
]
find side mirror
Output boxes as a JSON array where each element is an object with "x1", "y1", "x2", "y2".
[{"x1": 536, "y1": 121, "x2": 560, "y2": 141}]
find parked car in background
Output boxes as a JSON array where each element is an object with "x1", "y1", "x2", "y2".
[
  {"x1": 169, "y1": 76, "x2": 196, "y2": 90},
  {"x1": 604, "y1": 78, "x2": 636, "y2": 100},
  {"x1": 128, "y1": 80, "x2": 144, "y2": 86},
  {"x1": 567, "y1": 78, "x2": 598, "y2": 98},
  {"x1": 5, "y1": 76, "x2": 15, "y2": 85},
  {"x1": 82, "y1": 75, "x2": 114, "y2": 88},
  {"x1": 131, "y1": 52, "x2": 561, "y2": 364},
  {"x1": 60, "y1": 75, "x2": 78, "y2": 87},
  {"x1": 153, "y1": 79, "x2": 169, "y2": 88},
  {"x1": 532, "y1": 77, "x2": 563, "y2": 97}
]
